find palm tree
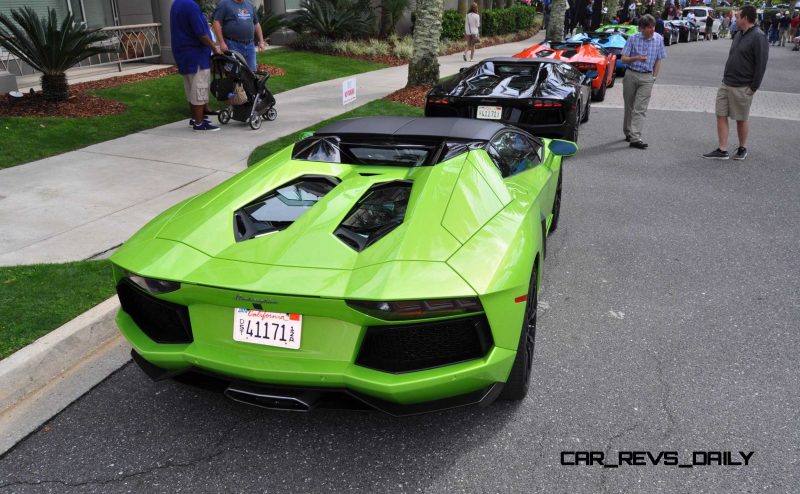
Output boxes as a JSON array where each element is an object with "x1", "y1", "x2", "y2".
[
  {"x1": 0, "y1": 7, "x2": 114, "y2": 102},
  {"x1": 407, "y1": 0, "x2": 444, "y2": 85},
  {"x1": 548, "y1": 0, "x2": 568, "y2": 40}
]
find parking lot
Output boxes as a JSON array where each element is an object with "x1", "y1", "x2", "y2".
[{"x1": 1, "y1": 38, "x2": 798, "y2": 493}]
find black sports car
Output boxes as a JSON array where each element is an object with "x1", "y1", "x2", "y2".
[
  {"x1": 662, "y1": 21, "x2": 678, "y2": 45},
  {"x1": 425, "y1": 58, "x2": 592, "y2": 142},
  {"x1": 671, "y1": 19, "x2": 699, "y2": 42}
]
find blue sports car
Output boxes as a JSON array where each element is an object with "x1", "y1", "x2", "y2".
[{"x1": 568, "y1": 32, "x2": 628, "y2": 75}]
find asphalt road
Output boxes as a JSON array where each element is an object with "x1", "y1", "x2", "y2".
[
  {"x1": 2, "y1": 39, "x2": 799, "y2": 493},
  {"x1": 656, "y1": 34, "x2": 798, "y2": 92}
]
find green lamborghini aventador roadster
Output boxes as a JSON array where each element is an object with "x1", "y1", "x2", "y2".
[{"x1": 111, "y1": 116, "x2": 576, "y2": 415}]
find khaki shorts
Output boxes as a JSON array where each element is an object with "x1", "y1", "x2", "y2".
[
  {"x1": 466, "y1": 34, "x2": 479, "y2": 47},
  {"x1": 715, "y1": 84, "x2": 754, "y2": 121},
  {"x1": 182, "y1": 68, "x2": 210, "y2": 106}
]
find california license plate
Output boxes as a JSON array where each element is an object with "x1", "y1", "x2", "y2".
[
  {"x1": 233, "y1": 308, "x2": 302, "y2": 349},
  {"x1": 477, "y1": 105, "x2": 503, "y2": 120}
]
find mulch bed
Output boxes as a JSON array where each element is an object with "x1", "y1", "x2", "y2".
[
  {"x1": 1, "y1": 64, "x2": 286, "y2": 118},
  {"x1": 0, "y1": 92, "x2": 126, "y2": 118},
  {"x1": 256, "y1": 64, "x2": 287, "y2": 76},
  {"x1": 70, "y1": 66, "x2": 179, "y2": 94},
  {"x1": 384, "y1": 85, "x2": 432, "y2": 109}
]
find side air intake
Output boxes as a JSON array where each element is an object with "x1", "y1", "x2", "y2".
[
  {"x1": 233, "y1": 176, "x2": 339, "y2": 241},
  {"x1": 334, "y1": 181, "x2": 412, "y2": 252}
]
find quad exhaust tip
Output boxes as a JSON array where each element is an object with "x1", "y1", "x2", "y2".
[{"x1": 225, "y1": 384, "x2": 321, "y2": 412}]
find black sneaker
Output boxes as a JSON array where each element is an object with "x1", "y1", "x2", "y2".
[
  {"x1": 629, "y1": 140, "x2": 648, "y2": 149},
  {"x1": 189, "y1": 117, "x2": 210, "y2": 126},
  {"x1": 702, "y1": 148, "x2": 729, "y2": 160},
  {"x1": 733, "y1": 146, "x2": 747, "y2": 160},
  {"x1": 193, "y1": 120, "x2": 220, "y2": 132}
]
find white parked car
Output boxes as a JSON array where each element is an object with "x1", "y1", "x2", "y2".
[{"x1": 682, "y1": 6, "x2": 721, "y2": 39}]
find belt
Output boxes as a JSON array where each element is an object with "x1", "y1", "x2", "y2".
[
  {"x1": 225, "y1": 37, "x2": 253, "y2": 45},
  {"x1": 628, "y1": 68, "x2": 652, "y2": 74}
]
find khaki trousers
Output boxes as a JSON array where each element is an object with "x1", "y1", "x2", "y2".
[{"x1": 623, "y1": 70, "x2": 655, "y2": 142}]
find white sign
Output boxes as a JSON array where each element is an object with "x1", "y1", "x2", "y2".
[{"x1": 343, "y1": 77, "x2": 357, "y2": 105}]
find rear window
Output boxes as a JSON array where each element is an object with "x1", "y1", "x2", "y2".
[{"x1": 292, "y1": 136, "x2": 475, "y2": 166}]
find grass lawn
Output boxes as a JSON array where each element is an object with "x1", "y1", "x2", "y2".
[
  {"x1": 0, "y1": 49, "x2": 387, "y2": 170},
  {"x1": 0, "y1": 261, "x2": 116, "y2": 360},
  {"x1": 248, "y1": 99, "x2": 424, "y2": 166}
]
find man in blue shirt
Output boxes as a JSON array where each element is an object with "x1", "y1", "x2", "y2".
[
  {"x1": 170, "y1": 0, "x2": 222, "y2": 132},
  {"x1": 212, "y1": 0, "x2": 266, "y2": 71},
  {"x1": 621, "y1": 14, "x2": 667, "y2": 149}
]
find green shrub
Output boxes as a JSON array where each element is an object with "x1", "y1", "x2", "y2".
[
  {"x1": 0, "y1": 7, "x2": 115, "y2": 101},
  {"x1": 441, "y1": 6, "x2": 538, "y2": 40},
  {"x1": 392, "y1": 36, "x2": 414, "y2": 58},
  {"x1": 481, "y1": 6, "x2": 538, "y2": 36},
  {"x1": 368, "y1": 39, "x2": 390, "y2": 56},
  {"x1": 288, "y1": 0, "x2": 373, "y2": 39},
  {"x1": 441, "y1": 10, "x2": 465, "y2": 40}
]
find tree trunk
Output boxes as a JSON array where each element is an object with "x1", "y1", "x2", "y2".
[
  {"x1": 408, "y1": 0, "x2": 444, "y2": 86},
  {"x1": 547, "y1": 0, "x2": 567, "y2": 40},
  {"x1": 458, "y1": 0, "x2": 468, "y2": 15},
  {"x1": 592, "y1": 0, "x2": 603, "y2": 29},
  {"x1": 41, "y1": 73, "x2": 69, "y2": 102}
]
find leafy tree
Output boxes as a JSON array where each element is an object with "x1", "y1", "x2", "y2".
[
  {"x1": 407, "y1": 0, "x2": 444, "y2": 85},
  {"x1": 0, "y1": 7, "x2": 114, "y2": 101}
]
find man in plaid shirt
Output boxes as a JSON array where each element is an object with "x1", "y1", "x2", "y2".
[{"x1": 621, "y1": 14, "x2": 667, "y2": 149}]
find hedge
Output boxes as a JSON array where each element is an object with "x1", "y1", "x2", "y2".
[{"x1": 440, "y1": 6, "x2": 539, "y2": 40}]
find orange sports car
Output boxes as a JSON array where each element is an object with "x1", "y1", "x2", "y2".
[{"x1": 513, "y1": 40, "x2": 616, "y2": 102}]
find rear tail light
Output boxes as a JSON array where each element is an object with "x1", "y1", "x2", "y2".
[
  {"x1": 530, "y1": 99, "x2": 563, "y2": 108},
  {"x1": 427, "y1": 97, "x2": 451, "y2": 105},
  {"x1": 347, "y1": 297, "x2": 483, "y2": 321},
  {"x1": 572, "y1": 62, "x2": 597, "y2": 72},
  {"x1": 126, "y1": 272, "x2": 181, "y2": 294}
]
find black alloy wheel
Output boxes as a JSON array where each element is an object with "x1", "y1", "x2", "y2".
[
  {"x1": 592, "y1": 73, "x2": 607, "y2": 102},
  {"x1": 499, "y1": 265, "x2": 538, "y2": 401},
  {"x1": 569, "y1": 104, "x2": 581, "y2": 141}
]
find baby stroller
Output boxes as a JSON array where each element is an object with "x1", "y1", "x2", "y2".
[{"x1": 210, "y1": 51, "x2": 277, "y2": 130}]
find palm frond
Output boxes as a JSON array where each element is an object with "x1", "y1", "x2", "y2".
[{"x1": 0, "y1": 7, "x2": 115, "y2": 76}]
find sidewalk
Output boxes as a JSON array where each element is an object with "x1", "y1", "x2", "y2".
[{"x1": 0, "y1": 34, "x2": 544, "y2": 267}]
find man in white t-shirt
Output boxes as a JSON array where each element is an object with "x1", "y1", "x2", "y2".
[{"x1": 464, "y1": 2, "x2": 481, "y2": 61}]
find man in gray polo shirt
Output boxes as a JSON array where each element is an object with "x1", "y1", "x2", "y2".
[
  {"x1": 212, "y1": 0, "x2": 266, "y2": 71},
  {"x1": 703, "y1": 5, "x2": 768, "y2": 161}
]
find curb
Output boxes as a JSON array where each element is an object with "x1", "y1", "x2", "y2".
[{"x1": 0, "y1": 296, "x2": 130, "y2": 455}]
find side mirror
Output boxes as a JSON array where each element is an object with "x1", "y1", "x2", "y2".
[
  {"x1": 299, "y1": 131, "x2": 314, "y2": 140},
  {"x1": 548, "y1": 139, "x2": 578, "y2": 156},
  {"x1": 459, "y1": 67, "x2": 468, "y2": 73}
]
